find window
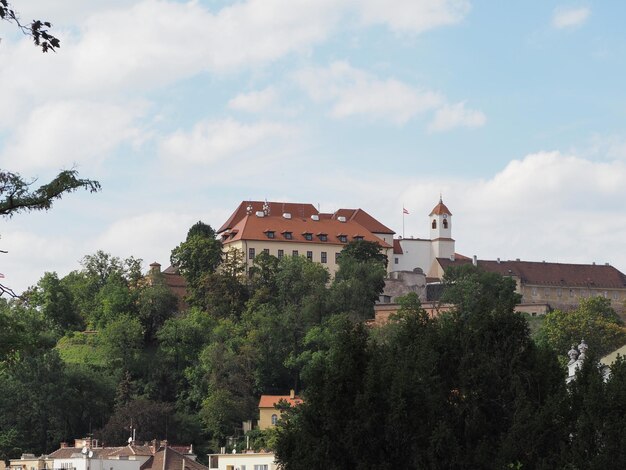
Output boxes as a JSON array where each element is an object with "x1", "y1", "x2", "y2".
[
  {"x1": 531, "y1": 287, "x2": 537, "y2": 296},
  {"x1": 284, "y1": 231, "x2": 293, "y2": 240},
  {"x1": 394, "y1": 257, "x2": 399, "y2": 265},
  {"x1": 263, "y1": 248, "x2": 270, "y2": 255},
  {"x1": 254, "y1": 466, "x2": 268, "y2": 470},
  {"x1": 443, "y1": 219, "x2": 448, "y2": 229},
  {"x1": 338, "y1": 235, "x2": 347, "y2": 243},
  {"x1": 321, "y1": 252, "x2": 327, "y2": 263},
  {"x1": 249, "y1": 247, "x2": 255, "y2": 259},
  {"x1": 278, "y1": 249, "x2": 284, "y2": 259},
  {"x1": 319, "y1": 234, "x2": 328, "y2": 241},
  {"x1": 335, "y1": 252, "x2": 341, "y2": 263},
  {"x1": 307, "y1": 251, "x2": 313, "y2": 260},
  {"x1": 557, "y1": 288, "x2": 562, "y2": 298},
  {"x1": 545, "y1": 287, "x2": 550, "y2": 297},
  {"x1": 304, "y1": 232, "x2": 313, "y2": 241},
  {"x1": 292, "y1": 250, "x2": 299, "y2": 257},
  {"x1": 570, "y1": 289, "x2": 575, "y2": 298},
  {"x1": 271, "y1": 414, "x2": 278, "y2": 425},
  {"x1": 354, "y1": 236, "x2": 364, "y2": 241},
  {"x1": 432, "y1": 219, "x2": 437, "y2": 229},
  {"x1": 266, "y1": 231, "x2": 275, "y2": 239},
  {"x1": 614, "y1": 291, "x2": 620, "y2": 300}
]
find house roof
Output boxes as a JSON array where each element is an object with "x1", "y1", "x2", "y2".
[
  {"x1": 393, "y1": 239, "x2": 403, "y2": 254},
  {"x1": 140, "y1": 447, "x2": 208, "y2": 470},
  {"x1": 436, "y1": 258, "x2": 626, "y2": 288},
  {"x1": 218, "y1": 201, "x2": 318, "y2": 233},
  {"x1": 221, "y1": 212, "x2": 392, "y2": 248},
  {"x1": 258, "y1": 394, "x2": 303, "y2": 408},
  {"x1": 219, "y1": 201, "x2": 394, "y2": 238},
  {"x1": 429, "y1": 198, "x2": 452, "y2": 216},
  {"x1": 331, "y1": 208, "x2": 395, "y2": 234}
]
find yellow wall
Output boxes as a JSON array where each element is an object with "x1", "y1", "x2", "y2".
[{"x1": 258, "y1": 407, "x2": 281, "y2": 430}]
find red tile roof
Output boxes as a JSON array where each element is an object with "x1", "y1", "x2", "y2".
[
  {"x1": 437, "y1": 258, "x2": 626, "y2": 288},
  {"x1": 258, "y1": 394, "x2": 303, "y2": 408},
  {"x1": 429, "y1": 198, "x2": 452, "y2": 216},
  {"x1": 222, "y1": 212, "x2": 392, "y2": 248},
  {"x1": 393, "y1": 239, "x2": 403, "y2": 254},
  {"x1": 218, "y1": 201, "x2": 318, "y2": 233},
  {"x1": 332, "y1": 208, "x2": 395, "y2": 234},
  {"x1": 140, "y1": 447, "x2": 208, "y2": 470}
]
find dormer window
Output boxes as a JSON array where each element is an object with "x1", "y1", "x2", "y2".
[
  {"x1": 338, "y1": 234, "x2": 347, "y2": 243},
  {"x1": 303, "y1": 232, "x2": 313, "y2": 241},
  {"x1": 266, "y1": 230, "x2": 275, "y2": 239},
  {"x1": 318, "y1": 233, "x2": 328, "y2": 242},
  {"x1": 432, "y1": 219, "x2": 437, "y2": 229},
  {"x1": 283, "y1": 231, "x2": 293, "y2": 240},
  {"x1": 354, "y1": 235, "x2": 364, "y2": 241}
]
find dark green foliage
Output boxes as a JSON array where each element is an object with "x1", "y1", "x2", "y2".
[
  {"x1": 330, "y1": 240, "x2": 387, "y2": 320},
  {"x1": 0, "y1": 170, "x2": 98, "y2": 217},
  {"x1": 170, "y1": 222, "x2": 223, "y2": 296}
]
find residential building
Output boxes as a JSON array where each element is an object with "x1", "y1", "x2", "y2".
[
  {"x1": 8, "y1": 454, "x2": 51, "y2": 470},
  {"x1": 433, "y1": 257, "x2": 626, "y2": 314},
  {"x1": 207, "y1": 452, "x2": 277, "y2": 470},
  {"x1": 257, "y1": 390, "x2": 302, "y2": 430},
  {"x1": 43, "y1": 439, "x2": 206, "y2": 470},
  {"x1": 217, "y1": 201, "x2": 394, "y2": 275}
]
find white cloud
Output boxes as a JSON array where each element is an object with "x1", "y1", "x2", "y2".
[
  {"x1": 313, "y1": 150, "x2": 626, "y2": 270},
  {"x1": 0, "y1": 100, "x2": 145, "y2": 172},
  {"x1": 159, "y1": 118, "x2": 295, "y2": 164},
  {"x1": 552, "y1": 6, "x2": 590, "y2": 29},
  {"x1": 296, "y1": 61, "x2": 485, "y2": 129},
  {"x1": 355, "y1": 0, "x2": 470, "y2": 34},
  {"x1": 428, "y1": 101, "x2": 486, "y2": 132},
  {"x1": 228, "y1": 88, "x2": 278, "y2": 113},
  {"x1": 296, "y1": 61, "x2": 443, "y2": 124}
]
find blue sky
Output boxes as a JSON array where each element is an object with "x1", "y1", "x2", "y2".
[{"x1": 2, "y1": 0, "x2": 626, "y2": 293}]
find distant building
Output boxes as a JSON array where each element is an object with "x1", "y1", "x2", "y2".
[
  {"x1": 257, "y1": 390, "x2": 302, "y2": 430},
  {"x1": 433, "y1": 257, "x2": 626, "y2": 314},
  {"x1": 392, "y1": 198, "x2": 457, "y2": 277},
  {"x1": 207, "y1": 452, "x2": 277, "y2": 470},
  {"x1": 41, "y1": 439, "x2": 205, "y2": 470},
  {"x1": 217, "y1": 201, "x2": 394, "y2": 275}
]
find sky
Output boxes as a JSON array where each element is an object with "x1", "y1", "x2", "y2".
[{"x1": 2, "y1": 0, "x2": 626, "y2": 293}]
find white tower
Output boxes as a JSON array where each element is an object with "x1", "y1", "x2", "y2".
[{"x1": 429, "y1": 197, "x2": 454, "y2": 262}]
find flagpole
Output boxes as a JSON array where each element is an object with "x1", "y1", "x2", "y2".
[{"x1": 402, "y1": 205, "x2": 405, "y2": 238}]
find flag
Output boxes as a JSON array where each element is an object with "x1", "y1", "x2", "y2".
[{"x1": 403, "y1": 208, "x2": 409, "y2": 215}]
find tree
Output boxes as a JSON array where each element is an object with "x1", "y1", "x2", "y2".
[
  {"x1": 539, "y1": 296, "x2": 626, "y2": 358},
  {"x1": 0, "y1": 170, "x2": 99, "y2": 216},
  {"x1": 0, "y1": 0, "x2": 60, "y2": 52},
  {"x1": 330, "y1": 241, "x2": 387, "y2": 320},
  {"x1": 0, "y1": 171, "x2": 100, "y2": 297},
  {"x1": 170, "y1": 221, "x2": 223, "y2": 297}
]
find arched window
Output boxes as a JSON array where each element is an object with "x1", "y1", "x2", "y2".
[
  {"x1": 443, "y1": 219, "x2": 448, "y2": 229},
  {"x1": 432, "y1": 219, "x2": 437, "y2": 229},
  {"x1": 271, "y1": 414, "x2": 278, "y2": 425}
]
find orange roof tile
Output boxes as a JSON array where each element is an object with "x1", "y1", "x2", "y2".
[
  {"x1": 218, "y1": 201, "x2": 318, "y2": 233},
  {"x1": 258, "y1": 394, "x2": 303, "y2": 408},
  {"x1": 429, "y1": 198, "x2": 452, "y2": 216},
  {"x1": 223, "y1": 213, "x2": 392, "y2": 248}
]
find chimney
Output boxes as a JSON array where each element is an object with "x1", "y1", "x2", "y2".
[
  {"x1": 60, "y1": 442, "x2": 69, "y2": 449},
  {"x1": 497, "y1": 258, "x2": 500, "y2": 264},
  {"x1": 289, "y1": 389, "x2": 295, "y2": 399},
  {"x1": 472, "y1": 255, "x2": 477, "y2": 267}
]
